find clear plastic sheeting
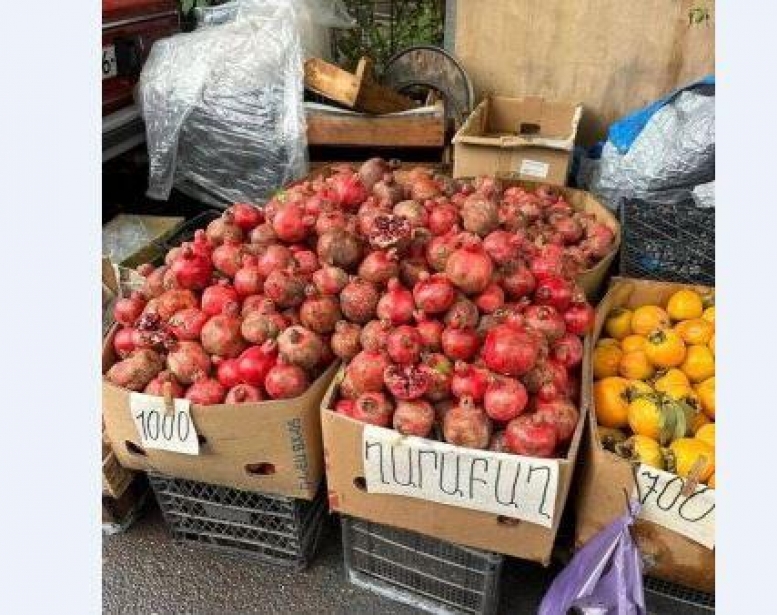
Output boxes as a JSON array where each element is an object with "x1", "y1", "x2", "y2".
[
  {"x1": 692, "y1": 181, "x2": 715, "y2": 209},
  {"x1": 140, "y1": 0, "x2": 310, "y2": 207},
  {"x1": 102, "y1": 215, "x2": 156, "y2": 264},
  {"x1": 583, "y1": 90, "x2": 715, "y2": 211}
]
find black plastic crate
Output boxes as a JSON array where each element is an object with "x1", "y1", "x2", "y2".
[
  {"x1": 149, "y1": 473, "x2": 326, "y2": 570},
  {"x1": 619, "y1": 199, "x2": 714, "y2": 286},
  {"x1": 342, "y1": 516, "x2": 503, "y2": 615},
  {"x1": 161, "y1": 209, "x2": 223, "y2": 250},
  {"x1": 644, "y1": 575, "x2": 715, "y2": 614}
]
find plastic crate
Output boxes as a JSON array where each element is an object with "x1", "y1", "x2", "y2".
[
  {"x1": 161, "y1": 210, "x2": 223, "y2": 250},
  {"x1": 342, "y1": 516, "x2": 503, "y2": 615},
  {"x1": 619, "y1": 199, "x2": 714, "y2": 286},
  {"x1": 149, "y1": 473, "x2": 326, "y2": 570},
  {"x1": 644, "y1": 576, "x2": 715, "y2": 614}
]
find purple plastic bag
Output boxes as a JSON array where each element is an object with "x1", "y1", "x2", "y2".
[{"x1": 538, "y1": 502, "x2": 646, "y2": 615}]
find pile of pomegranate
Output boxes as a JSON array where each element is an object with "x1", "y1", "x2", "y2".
[{"x1": 105, "y1": 159, "x2": 609, "y2": 452}]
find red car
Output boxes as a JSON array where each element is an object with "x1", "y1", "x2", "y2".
[{"x1": 102, "y1": 0, "x2": 179, "y2": 160}]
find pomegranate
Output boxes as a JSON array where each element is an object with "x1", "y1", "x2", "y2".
[
  {"x1": 351, "y1": 392, "x2": 394, "y2": 427},
  {"x1": 335, "y1": 398, "x2": 356, "y2": 417},
  {"x1": 264, "y1": 269, "x2": 306, "y2": 308},
  {"x1": 230, "y1": 202, "x2": 263, "y2": 231},
  {"x1": 330, "y1": 172, "x2": 369, "y2": 209},
  {"x1": 249, "y1": 223, "x2": 278, "y2": 248},
  {"x1": 443, "y1": 397, "x2": 492, "y2": 449},
  {"x1": 144, "y1": 371, "x2": 185, "y2": 398},
  {"x1": 475, "y1": 283, "x2": 505, "y2": 314},
  {"x1": 200, "y1": 305, "x2": 247, "y2": 358},
  {"x1": 264, "y1": 359, "x2": 310, "y2": 399},
  {"x1": 530, "y1": 249, "x2": 565, "y2": 281},
  {"x1": 522, "y1": 359, "x2": 569, "y2": 399},
  {"x1": 383, "y1": 364, "x2": 430, "y2": 400},
  {"x1": 300, "y1": 287, "x2": 341, "y2": 334},
  {"x1": 393, "y1": 200, "x2": 428, "y2": 228},
  {"x1": 293, "y1": 249, "x2": 321, "y2": 276},
  {"x1": 441, "y1": 325, "x2": 480, "y2": 362},
  {"x1": 460, "y1": 193, "x2": 499, "y2": 237},
  {"x1": 331, "y1": 321, "x2": 362, "y2": 361},
  {"x1": 505, "y1": 415, "x2": 558, "y2": 458},
  {"x1": 214, "y1": 357, "x2": 242, "y2": 388},
  {"x1": 277, "y1": 326, "x2": 324, "y2": 369},
  {"x1": 376, "y1": 279, "x2": 415, "y2": 325},
  {"x1": 348, "y1": 350, "x2": 389, "y2": 394},
  {"x1": 241, "y1": 310, "x2": 286, "y2": 344},
  {"x1": 225, "y1": 383, "x2": 264, "y2": 404},
  {"x1": 482, "y1": 230, "x2": 520, "y2": 265},
  {"x1": 472, "y1": 175, "x2": 503, "y2": 198},
  {"x1": 367, "y1": 213, "x2": 413, "y2": 251},
  {"x1": 422, "y1": 352, "x2": 453, "y2": 401},
  {"x1": 425, "y1": 228, "x2": 461, "y2": 272},
  {"x1": 535, "y1": 399, "x2": 579, "y2": 443},
  {"x1": 186, "y1": 377, "x2": 226, "y2": 406},
  {"x1": 552, "y1": 333, "x2": 584, "y2": 368},
  {"x1": 272, "y1": 202, "x2": 314, "y2": 242},
  {"x1": 386, "y1": 325, "x2": 423, "y2": 365},
  {"x1": 553, "y1": 216, "x2": 583, "y2": 244},
  {"x1": 482, "y1": 324, "x2": 539, "y2": 376},
  {"x1": 373, "y1": 172, "x2": 404, "y2": 204},
  {"x1": 444, "y1": 295, "x2": 480, "y2": 328},
  {"x1": 358, "y1": 249, "x2": 399, "y2": 286},
  {"x1": 237, "y1": 341, "x2": 278, "y2": 387},
  {"x1": 412, "y1": 272, "x2": 456, "y2": 314},
  {"x1": 445, "y1": 241, "x2": 494, "y2": 294},
  {"x1": 409, "y1": 176, "x2": 441, "y2": 201},
  {"x1": 139, "y1": 264, "x2": 168, "y2": 298},
  {"x1": 534, "y1": 276, "x2": 573, "y2": 312},
  {"x1": 106, "y1": 349, "x2": 165, "y2": 391},
  {"x1": 316, "y1": 209, "x2": 349, "y2": 235},
  {"x1": 233, "y1": 255, "x2": 263, "y2": 298},
  {"x1": 317, "y1": 228, "x2": 362, "y2": 269},
  {"x1": 201, "y1": 281, "x2": 239, "y2": 317},
  {"x1": 427, "y1": 202, "x2": 459, "y2": 236},
  {"x1": 113, "y1": 292, "x2": 146, "y2": 327},
  {"x1": 170, "y1": 246, "x2": 213, "y2": 291},
  {"x1": 312, "y1": 265, "x2": 349, "y2": 295},
  {"x1": 211, "y1": 240, "x2": 244, "y2": 278},
  {"x1": 450, "y1": 362, "x2": 489, "y2": 401},
  {"x1": 166, "y1": 341, "x2": 211, "y2": 384},
  {"x1": 168, "y1": 307, "x2": 208, "y2": 341},
  {"x1": 399, "y1": 256, "x2": 429, "y2": 288},
  {"x1": 501, "y1": 262, "x2": 536, "y2": 299},
  {"x1": 340, "y1": 278, "x2": 379, "y2": 323},
  {"x1": 523, "y1": 305, "x2": 566, "y2": 342},
  {"x1": 483, "y1": 377, "x2": 528, "y2": 422},
  {"x1": 360, "y1": 319, "x2": 391, "y2": 351},
  {"x1": 240, "y1": 295, "x2": 273, "y2": 317},
  {"x1": 414, "y1": 313, "x2": 443, "y2": 351},
  {"x1": 256, "y1": 244, "x2": 293, "y2": 278},
  {"x1": 206, "y1": 211, "x2": 243, "y2": 245},
  {"x1": 156, "y1": 289, "x2": 198, "y2": 321},
  {"x1": 393, "y1": 399, "x2": 435, "y2": 437},
  {"x1": 113, "y1": 327, "x2": 138, "y2": 358},
  {"x1": 563, "y1": 302, "x2": 595, "y2": 335}
]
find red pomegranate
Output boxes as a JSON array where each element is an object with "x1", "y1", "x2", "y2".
[
  {"x1": 185, "y1": 377, "x2": 227, "y2": 406},
  {"x1": 358, "y1": 249, "x2": 399, "y2": 286},
  {"x1": 441, "y1": 325, "x2": 480, "y2": 362},
  {"x1": 413, "y1": 272, "x2": 456, "y2": 314},
  {"x1": 200, "y1": 305, "x2": 247, "y2": 358},
  {"x1": 445, "y1": 241, "x2": 494, "y2": 294},
  {"x1": 237, "y1": 341, "x2": 278, "y2": 387},
  {"x1": 483, "y1": 377, "x2": 528, "y2": 422},
  {"x1": 225, "y1": 383, "x2": 264, "y2": 404},
  {"x1": 450, "y1": 362, "x2": 490, "y2": 402},
  {"x1": 351, "y1": 392, "x2": 394, "y2": 427},
  {"x1": 443, "y1": 397, "x2": 492, "y2": 449},
  {"x1": 339, "y1": 278, "x2": 379, "y2": 324},
  {"x1": 277, "y1": 326, "x2": 325, "y2": 369},
  {"x1": 393, "y1": 399, "x2": 435, "y2": 437},
  {"x1": 166, "y1": 341, "x2": 211, "y2": 384},
  {"x1": 504, "y1": 414, "x2": 558, "y2": 458},
  {"x1": 201, "y1": 281, "x2": 239, "y2": 317},
  {"x1": 264, "y1": 359, "x2": 310, "y2": 399},
  {"x1": 376, "y1": 279, "x2": 415, "y2": 325},
  {"x1": 331, "y1": 321, "x2": 362, "y2": 361},
  {"x1": 482, "y1": 323, "x2": 539, "y2": 376},
  {"x1": 312, "y1": 265, "x2": 349, "y2": 296},
  {"x1": 113, "y1": 292, "x2": 147, "y2": 327},
  {"x1": 386, "y1": 325, "x2": 423, "y2": 365}
]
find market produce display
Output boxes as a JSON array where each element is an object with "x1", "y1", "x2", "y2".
[
  {"x1": 593, "y1": 288, "x2": 716, "y2": 486},
  {"x1": 105, "y1": 161, "x2": 613, "y2": 444}
]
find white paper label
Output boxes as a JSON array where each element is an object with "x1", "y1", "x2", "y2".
[
  {"x1": 129, "y1": 393, "x2": 200, "y2": 455},
  {"x1": 518, "y1": 159, "x2": 550, "y2": 178},
  {"x1": 632, "y1": 464, "x2": 715, "y2": 549},
  {"x1": 362, "y1": 426, "x2": 559, "y2": 527}
]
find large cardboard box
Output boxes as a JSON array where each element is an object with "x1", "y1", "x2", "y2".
[
  {"x1": 102, "y1": 327, "x2": 338, "y2": 500},
  {"x1": 453, "y1": 95, "x2": 582, "y2": 185},
  {"x1": 575, "y1": 278, "x2": 715, "y2": 592},
  {"x1": 321, "y1": 366, "x2": 587, "y2": 564}
]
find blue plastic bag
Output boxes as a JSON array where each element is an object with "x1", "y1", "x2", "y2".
[{"x1": 538, "y1": 502, "x2": 646, "y2": 615}]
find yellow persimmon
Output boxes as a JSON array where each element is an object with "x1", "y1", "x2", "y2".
[
  {"x1": 628, "y1": 380, "x2": 654, "y2": 396},
  {"x1": 662, "y1": 384, "x2": 700, "y2": 413},
  {"x1": 605, "y1": 308, "x2": 633, "y2": 340},
  {"x1": 691, "y1": 410, "x2": 711, "y2": 434},
  {"x1": 708, "y1": 472, "x2": 716, "y2": 489},
  {"x1": 597, "y1": 337, "x2": 621, "y2": 348},
  {"x1": 627, "y1": 396, "x2": 665, "y2": 441},
  {"x1": 621, "y1": 334, "x2": 647, "y2": 353},
  {"x1": 681, "y1": 345, "x2": 715, "y2": 383},
  {"x1": 696, "y1": 423, "x2": 715, "y2": 448},
  {"x1": 631, "y1": 305, "x2": 671, "y2": 336},
  {"x1": 618, "y1": 435, "x2": 665, "y2": 470},
  {"x1": 675, "y1": 318, "x2": 714, "y2": 346},
  {"x1": 702, "y1": 306, "x2": 715, "y2": 325},
  {"x1": 653, "y1": 368, "x2": 690, "y2": 392},
  {"x1": 593, "y1": 377, "x2": 632, "y2": 428},
  {"x1": 708, "y1": 333, "x2": 715, "y2": 355},
  {"x1": 593, "y1": 345, "x2": 623, "y2": 379},
  {"x1": 666, "y1": 438, "x2": 715, "y2": 482},
  {"x1": 696, "y1": 376, "x2": 715, "y2": 419},
  {"x1": 619, "y1": 350, "x2": 655, "y2": 380},
  {"x1": 667, "y1": 289, "x2": 704, "y2": 321},
  {"x1": 644, "y1": 328, "x2": 687, "y2": 368}
]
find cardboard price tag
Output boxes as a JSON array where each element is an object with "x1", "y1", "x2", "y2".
[
  {"x1": 362, "y1": 426, "x2": 559, "y2": 527},
  {"x1": 633, "y1": 464, "x2": 715, "y2": 549},
  {"x1": 129, "y1": 393, "x2": 200, "y2": 455}
]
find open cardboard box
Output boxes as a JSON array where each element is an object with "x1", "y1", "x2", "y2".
[
  {"x1": 102, "y1": 326, "x2": 339, "y2": 500},
  {"x1": 453, "y1": 95, "x2": 582, "y2": 186},
  {"x1": 575, "y1": 277, "x2": 715, "y2": 592},
  {"x1": 320, "y1": 364, "x2": 588, "y2": 564}
]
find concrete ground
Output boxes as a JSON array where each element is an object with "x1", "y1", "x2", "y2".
[{"x1": 103, "y1": 496, "x2": 711, "y2": 614}]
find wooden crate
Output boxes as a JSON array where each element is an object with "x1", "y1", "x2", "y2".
[{"x1": 304, "y1": 57, "x2": 417, "y2": 115}]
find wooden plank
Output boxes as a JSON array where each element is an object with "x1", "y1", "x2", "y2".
[
  {"x1": 453, "y1": 0, "x2": 714, "y2": 145},
  {"x1": 306, "y1": 108, "x2": 445, "y2": 147},
  {"x1": 304, "y1": 57, "x2": 417, "y2": 115}
]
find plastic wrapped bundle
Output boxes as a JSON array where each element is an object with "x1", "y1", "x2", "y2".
[{"x1": 140, "y1": 0, "x2": 307, "y2": 207}]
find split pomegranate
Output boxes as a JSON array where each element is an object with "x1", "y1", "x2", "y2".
[{"x1": 383, "y1": 364, "x2": 430, "y2": 400}]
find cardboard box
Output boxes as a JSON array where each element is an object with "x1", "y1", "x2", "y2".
[
  {"x1": 102, "y1": 327, "x2": 339, "y2": 500},
  {"x1": 102, "y1": 429, "x2": 135, "y2": 499},
  {"x1": 575, "y1": 277, "x2": 715, "y2": 592},
  {"x1": 320, "y1": 366, "x2": 587, "y2": 564},
  {"x1": 453, "y1": 96, "x2": 582, "y2": 185}
]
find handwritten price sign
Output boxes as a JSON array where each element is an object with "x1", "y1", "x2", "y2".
[
  {"x1": 633, "y1": 464, "x2": 715, "y2": 549},
  {"x1": 362, "y1": 426, "x2": 560, "y2": 527},
  {"x1": 129, "y1": 393, "x2": 200, "y2": 455}
]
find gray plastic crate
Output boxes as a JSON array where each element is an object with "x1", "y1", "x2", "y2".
[
  {"x1": 342, "y1": 516, "x2": 503, "y2": 615},
  {"x1": 149, "y1": 473, "x2": 326, "y2": 570},
  {"x1": 644, "y1": 576, "x2": 715, "y2": 614}
]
